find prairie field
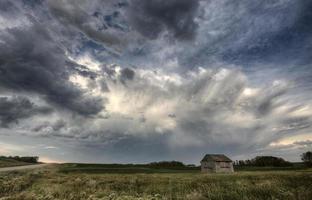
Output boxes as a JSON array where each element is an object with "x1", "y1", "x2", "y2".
[{"x1": 0, "y1": 164, "x2": 312, "y2": 200}]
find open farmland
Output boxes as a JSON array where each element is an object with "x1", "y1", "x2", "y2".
[
  {"x1": 58, "y1": 163, "x2": 200, "y2": 174},
  {"x1": 0, "y1": 164, "x2": 312, "y2": 200}
]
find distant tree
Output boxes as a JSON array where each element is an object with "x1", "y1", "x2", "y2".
[
  {"x1": 251, "y1": 156, "x2": 292, "y2": 167},
  {"x1": 238, "y1": 160, "x2": 245, "y2": 166},
  {"x1": 301, "y1": 152, "x2": 312, "y2": 167},
  {"x1": 245, "y1": 159, "x2": 252, "y2": 166},
  {"x1": 235, "y1": 156, "x2": 292, "y2": 167},
  {"x1": 149, "y1": 161, "x2": 185, "y2": 168},
  {"x1": 2, "y1": 156, "x2": 39, "y2": 163}
]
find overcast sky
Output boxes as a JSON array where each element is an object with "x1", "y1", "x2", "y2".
[{"x1": 0, "y1": 0, "x2": 311, "y2": 164}]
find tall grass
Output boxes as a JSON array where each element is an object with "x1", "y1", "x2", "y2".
[{"x1": 0, "y1": 167, "x2": 312, "y2": 200}]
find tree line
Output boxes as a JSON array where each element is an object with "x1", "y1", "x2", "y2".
[
  {"x1": 234, "y1": 151, "x2": 312, "y2": 167},
  {"x1": 234, "y1": 156, "x2": 292, "y2": 167},
  {"x1": 0, "y1": 156, "x2": 39, "y2": 163}
]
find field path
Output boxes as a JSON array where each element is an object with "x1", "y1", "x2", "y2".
[{"x1": 0, "y1": 164, "x2": 51, "y2": 172}]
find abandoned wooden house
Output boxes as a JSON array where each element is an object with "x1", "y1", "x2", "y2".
[{"x1": 200, "y1": 154, "x2": 234, "y2": 173}]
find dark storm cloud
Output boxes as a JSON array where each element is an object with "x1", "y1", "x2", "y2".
[
  {"x1": 128, "y1": 0, "x2": 199, "y2": 40},
  {"x1": 120, "y1": 67, "x2": 135, "y2": 83},
  {"x1": 0, "y1": 96, "x2": 52, "y2": 127},
  {"x1": 47, "y1": 0, "x2": 124, "y2": 47},
  {"x1": 0, "y1": 1, "x2": 15, "y2": 13},
  {"x1": 0, "y1": 23, "x2": 103, "y2": 116}
]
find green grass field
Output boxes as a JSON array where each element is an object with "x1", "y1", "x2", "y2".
[
  {"x1": 0, "y1": 164, "x2": 312, "y2": 200},
  {"x1": 59, "y1": 163, "x2": 200, "y2": 174}
]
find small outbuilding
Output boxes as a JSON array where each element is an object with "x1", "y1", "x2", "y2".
[{"x1": 200, "y1": 154, "x2": 234, "y2": 173}]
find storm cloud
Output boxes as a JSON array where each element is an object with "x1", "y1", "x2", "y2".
[
  {"x1": 47, "y1": 0, "x2": 126, "y2": 47},
  {"x1": 127, "y1": 0, "x2": 199, "y2": 40},
  {"x1": 0, "y1": 22, "x2": 104, "y2": 116},
  {"x1": 0, "y1": 0, "x2": 311, "y2": 163},
  {"x1": 3, "y1": 66, "x2": 310, "y2": 162},
  {"x1": 0, "y1": 96, "x2": 52, "y2": 127}
]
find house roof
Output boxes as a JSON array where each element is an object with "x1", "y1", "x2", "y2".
[{"x1": 201, "y1": 154, "x2": 232, "y2": 162}]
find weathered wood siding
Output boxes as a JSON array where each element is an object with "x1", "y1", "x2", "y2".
[
  {"x1": 201, "y1": 161, "x2": 216, "y2": 173},
  {"x1": 215, "y1": 161, "x2": 234, "y2": 173},
  {"x1": 201, "y1": 161, "x2": 234, "y2": 173}
]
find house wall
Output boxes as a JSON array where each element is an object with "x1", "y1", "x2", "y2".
[
  {"x1": 201, "y1": 161, "x2": 216, "y2": 173},
  {"x1": 215, "y1": 161, "x2": 234, "y2": 173},
  {"x1": 201, "y1": 161, "x2": 234, "y2": 173}
]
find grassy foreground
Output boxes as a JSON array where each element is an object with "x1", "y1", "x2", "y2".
[{"x1": 0, "y1": 165, "x2": 312, "y2": 200}]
